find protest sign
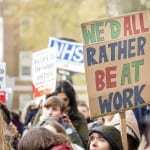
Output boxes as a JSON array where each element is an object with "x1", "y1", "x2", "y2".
[
  {"x1": 0, "y1": 90, "x2": 6, "y2": 103},
  {"x1": 81, "y1": 11, "x2": 150, "y2": 118},
  {"x1": 32, "y1": 48, "x2": 56, "y2": 98},
  {"x1": 0, "y1": 62, "x2": 6, "y2": 89},
  {"x1": 48, "y1": 37, "x2": 84, "y2": 73},
  {"x1": 6, "y1": 76, "x2": 15, "y2": 110}
]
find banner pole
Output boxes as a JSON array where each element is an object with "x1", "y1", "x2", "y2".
[{"x1": 119, "y1": 111, "x2": 128, "y2": 150}]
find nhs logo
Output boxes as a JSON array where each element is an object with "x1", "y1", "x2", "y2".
[{"x1": 48, "y1": 37, "x2": 84, "y2": 73}]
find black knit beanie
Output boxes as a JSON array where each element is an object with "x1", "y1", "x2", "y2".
[{"x1": 89, "y1": 125, "x2": 123, "y2": 150}]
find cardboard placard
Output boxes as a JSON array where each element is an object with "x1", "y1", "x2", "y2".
[{"x1": 81, "y1": 11, "x2": 150, "y2": 118}]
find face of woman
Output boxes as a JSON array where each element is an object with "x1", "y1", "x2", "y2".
[
  {"x1": 89, "y1": 132, "x2": 111, "y2": 150},
  {"x1": 57, "y1": 93, "x2": 70, "y2": 108}
]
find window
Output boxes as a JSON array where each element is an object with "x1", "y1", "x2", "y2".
[
  {"x1": 19, "y1": 16, "x2": 33, "y2": 38},
  {"x1": 19, "y1": 51, "x2": 32, "y2": 79}
]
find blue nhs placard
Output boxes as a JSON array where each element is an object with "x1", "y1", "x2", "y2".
[{"x1": 48, "y1": 37, "x2": 84, "y2": 73}]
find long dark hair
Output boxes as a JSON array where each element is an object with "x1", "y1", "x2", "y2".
[{"x1": 55, "y1": 80, "x2": 79, "y2": 116}]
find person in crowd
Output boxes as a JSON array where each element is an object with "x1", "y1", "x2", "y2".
[
  {"x1": 0, "y1": 112, "x2": 13, "y2": 150},
  {"x1": 138, "y1": 112, "x2": 150, "y2": 150},
  {"x1": 77, "y1": 100, "x2": 93, "y2": 123},
  {"x1": 18, "y1": 127, "x2": 73, "y2": 150},
  {"x1": 88, "y1": 125, "x2": 123, "y2": 150},
  {"x1": 39, "y1": 95, "x2": 84, "y2": 148},
  {"x1": 133, "y1": 105, "x2": 150, "y2": 135},
  {"x1": 40, "y1": 117, "x2": 85, "y2": 150},
  {"x1": 0, "y1": 102, "x2": 11, "y2": 125},
  {"x1": 0, "y1": 102, "x2": 20, "y2": 150},
  {"x1": 11, "y1": 110, "x2": 23, "y2": 135},
  {"x1": 21, "y1": 100, "x2": 39, "y2": 128},
  {"x1": 103, "y1": 114, "x2": 114, "y2": 125},
  {"x1": 39, "y1": 116, "x2": 69, "y2": 135},
  {"x1": 88, "y1": 117, "x2": 104, "y2": 131},
  {"x1": 50, "y1": 80, "x2": 88, "y2": 149},
  {"x1": 31, "y1": 93, "x2": 56, "y2": 126},
  {"x1": 108, "y1": 110, "x2": 140, "y2": 150},
  {"x1": 77, "y1": 100, "x2": 104, "y2": 130}
]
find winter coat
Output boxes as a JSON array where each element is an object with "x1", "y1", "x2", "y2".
[{"x1": 69, "y1": 111, "x2": 88, "y2": 149}]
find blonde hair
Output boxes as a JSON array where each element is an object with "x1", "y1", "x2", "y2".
[
  {"x1": 40, "y1": 119, "x2": 67, "y2": 135},
  {"x1": 0, "y1": 112, "x2": 13, "y2": 150}
]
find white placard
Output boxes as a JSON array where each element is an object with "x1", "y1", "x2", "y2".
[
  {"x1": 48, "y1": 37, "x2": 84, "y2": 73},
  {"x1": 32, "y1": 47, "x2": 57, "y2": 97},
  {"x1": 0, "y1": 62, "x2": 6, "y2": 89}
]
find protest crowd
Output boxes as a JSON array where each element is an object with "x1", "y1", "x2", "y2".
[
  {"x1": 0, "y1": 79, "x2": 150, "y2": 150},
  {"x1": 1, "y1": 9, "x2": 150, "y2": 150}
]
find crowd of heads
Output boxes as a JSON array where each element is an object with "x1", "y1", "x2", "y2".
[
  {"x1": 0, "y1": 79, "x2": 150, "y2": 150},
  {"x1": 18, "y1": 127, "x2": 73, "y2": 150}
]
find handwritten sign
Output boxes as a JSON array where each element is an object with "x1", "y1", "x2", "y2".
[
  {"x1": 81, "y1": 11, "x2": 150, "y2": 118},
  {"x1": 0, "y1": 90, "x2": 6, "y2": 103},
  {"x1": 32, "y1": 48, "x2": 56, "y2": 98},
  {"x1": 0, "y1": 62, "x2": 6, "y2": 89},
  {"x1": 48, "y1": 37, "x2": 84, "y2": 73}
]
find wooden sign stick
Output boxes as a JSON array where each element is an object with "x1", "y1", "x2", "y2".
[{"x1": 119, "y1": 111, "x2": 128, "y2": 150}]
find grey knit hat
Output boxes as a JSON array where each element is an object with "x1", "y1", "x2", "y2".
[{"x1": 89, "y1": 125, "x2": 123, "y2": 150}]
